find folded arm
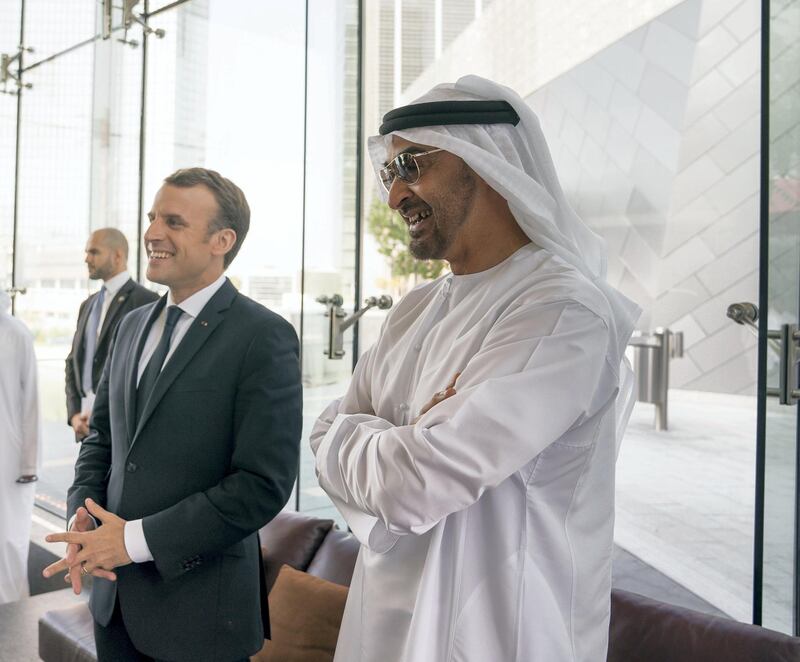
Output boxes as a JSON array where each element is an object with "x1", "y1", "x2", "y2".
[{"x1": 313, "y1": 301, "x2": 612, "y2": 539}]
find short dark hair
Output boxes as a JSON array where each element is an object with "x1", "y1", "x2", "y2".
[{"x1": 163, "y1": 167, "x2": 250, "y2": 268}]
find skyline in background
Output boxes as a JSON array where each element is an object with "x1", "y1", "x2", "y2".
[{"x1": 1, "y1": 0, "x2": 771, "y2": 397}]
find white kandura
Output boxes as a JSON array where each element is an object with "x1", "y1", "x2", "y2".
[
  {"x1": 0, "y1": 292, "x2": 41, "y2": 605},
  {"x1": 313, "y1": 75, "x2": 641, "y2": 662}
]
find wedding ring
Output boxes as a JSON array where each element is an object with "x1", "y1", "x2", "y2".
[{"x1": 81, "y1": 565, "x2": 89, "y2": 576}]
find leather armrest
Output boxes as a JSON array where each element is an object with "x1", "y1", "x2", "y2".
[
  {"x1": 307, "y1": 527, "x2": 361, "y2": 587},
  {"x1": 259, "y1": 510, "x2": 334, "y2": 592},
  {"x1": 609, "y1": 589, "x2": 800, "y2": 662}
]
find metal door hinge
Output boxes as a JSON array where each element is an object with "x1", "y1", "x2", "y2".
[{"x1": 770, "y1": 324, "x2": 800, "y2": 404}]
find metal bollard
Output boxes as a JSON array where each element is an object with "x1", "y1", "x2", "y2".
[{"x1": 629, "y1": 328, "x2": 684, "y2": 431}]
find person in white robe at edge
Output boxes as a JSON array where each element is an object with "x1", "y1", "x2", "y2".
[
  {"x1": 0, "y1": 289, "x2": 41, "y2": 605},
  {"x1": 311, "y1": 75, "x2": 642, "y2": 662}
]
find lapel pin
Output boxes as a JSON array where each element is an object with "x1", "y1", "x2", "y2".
[
  {"x1": 200, "y1": 320, "x2": 208, "y2": 327},
  {"x1": 118, "y1": 296, "x2": 125, "y2": 302}
]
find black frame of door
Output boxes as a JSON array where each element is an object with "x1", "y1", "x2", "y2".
[{"x1": 754, "y1": 0, "x2": 800, "y2": 635}]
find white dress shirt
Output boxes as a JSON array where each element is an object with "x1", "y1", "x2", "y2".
[{"x1": 124, "y1": 274, "x2": 228, "y2": 563}]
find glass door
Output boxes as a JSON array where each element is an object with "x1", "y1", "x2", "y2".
[
  {"x1": 1, "y1": 0, "x2": 364, "y2": 522},
  {"x1": 298, "y1": 0, "x2": 362, "y2": 524},
  {"x1": 0, "y1": 0, "x2": 21, "y2": 291},
  {"x1": 757, "y1": 0, "x2": 800, "y2": 634},
  {"x1": 12, "y1": 0, "x2": 97, "y2": 515}
]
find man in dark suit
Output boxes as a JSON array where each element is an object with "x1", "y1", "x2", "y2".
[
  {"x1": 66, "y1": 228, "x2": 158, "y2": 441},
  {"x1": 44, "y1": 168, "x2": 302, "y2": 662}
]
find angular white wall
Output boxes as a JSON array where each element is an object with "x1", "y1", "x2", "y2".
[
  {"x1": 527, "y1": 0, "x2": 760, "y2": 394},
  {"x1": 402, "y1": 0, "x2": 688, "y2": 102}
]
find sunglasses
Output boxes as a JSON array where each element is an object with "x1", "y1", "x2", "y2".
[{"x1": 379, "y1": 148, "x2": 443, "y2": 192}]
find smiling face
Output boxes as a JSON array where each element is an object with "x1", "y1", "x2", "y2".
[
  {"x1": 385, "y1": 136, "x2": 479, "y2": 264},
  {"x1": 144, "y1": 184, "x2": 236, "y2": 303}
]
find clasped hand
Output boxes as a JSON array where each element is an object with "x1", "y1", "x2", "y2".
[
  {"x1": 42, "y1": 498, "x2": 132, "y2": 594},
  {"x1": 412, "y1": 372, "x2": 460, "y2": 424}
]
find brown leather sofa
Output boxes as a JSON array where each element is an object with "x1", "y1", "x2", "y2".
[{"x1": 39, "y1": 510, "x2": 800, "y2": 662}]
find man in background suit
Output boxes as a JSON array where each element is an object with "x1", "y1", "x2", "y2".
[
  {"x1": 44, "y1": 168, "x2": 302, "y2": 662},
  {"x1": 66, "y1": 228, "x2": 158, "y2": 441}
]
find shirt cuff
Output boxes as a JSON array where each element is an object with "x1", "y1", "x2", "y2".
[{"x1": 124, "y1": 519, "x2": 154, "y2": 563}]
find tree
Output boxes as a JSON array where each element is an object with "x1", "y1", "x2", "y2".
[{"x1": 366, "y1": 197, "x2": 445, "y2": 285}]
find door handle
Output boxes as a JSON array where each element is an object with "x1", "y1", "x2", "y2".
[
  {"x1": 317, "y1": 293, "x2": 393, "y2": 359},
  {"x1": 727, "y1": 302, "x2": 799, "y2": 404}
]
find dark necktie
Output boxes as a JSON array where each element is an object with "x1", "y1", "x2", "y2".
[
  {"x1": 136, "y1": 305, "x2": 183, "y2": 422},
  {"x1": 81, "y1": 287, "x2": 106, "y2": 395}
]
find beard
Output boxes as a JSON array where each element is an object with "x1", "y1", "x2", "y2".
[
  {"x1": 409, "y1": 221, "x2": 449, "y2": 260},
  {"x1": 408, "y1": 163, "x2": 477, "y2": 261},
  {"x1": 88, "y1": 267, "x2": 106, "y2": 280}
]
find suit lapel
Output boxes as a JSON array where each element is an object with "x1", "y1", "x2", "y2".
[
  {"x1": 72, "y1": 293, "x2": 95, "y2": 380},
  {"x1": 131, "y1": 280, "x2": 237, "y2": 445},
  {"x1": 97, "y1": 279, "x2": 134, "y2": 347},
  {"x1": 125, "y1": 297, "x2": 167, "y2": 445}
]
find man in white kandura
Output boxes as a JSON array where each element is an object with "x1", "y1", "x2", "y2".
[
  {"x1": 0, "y1": 289, "x2": 41, "y2": 605},
  {"x1": 311, "y1": 75, "x2": 641, "y2": 662}
]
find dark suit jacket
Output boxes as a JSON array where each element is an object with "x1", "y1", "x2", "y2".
[
  {"x1": 67, "y1": 279, "x2": 302, "y2": 662},
  {"x1": 66, "y1": 278, "x2": 159, "y2": 429}
]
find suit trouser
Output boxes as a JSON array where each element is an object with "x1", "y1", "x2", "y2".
[{"x1": 94, "y1": 599, "x2": 248, "y2": 662}]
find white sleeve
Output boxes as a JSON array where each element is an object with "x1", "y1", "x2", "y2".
[
  {"x1": 124, "y1": 519, "x2": 154, "y2": 563},
  {"x1": 310, "y1": 344, "x2": 401, "y2": 551},
  {"x1": 314, "y1": 301, "x2": 613, "y2": 540},
  {"x1": 19, "y1": 332, "x2": 41, "y2": 476},
  {"x1": 309, "y1": 341, "x2": 377, "y2": 453}
]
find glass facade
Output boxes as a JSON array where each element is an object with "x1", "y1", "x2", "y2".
[
  {"x1": 1, "y1": 0, "x2": 358, "y2": 525},
  {"x1": 0, "y1": 0, "x2": 20, "y2": 301},
  {"x1": 10, "y1": 1, "x2": 97, "y2": 513},
  {"x1": 2, "y1": 0, "x2": 798, "y2": 634}
]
